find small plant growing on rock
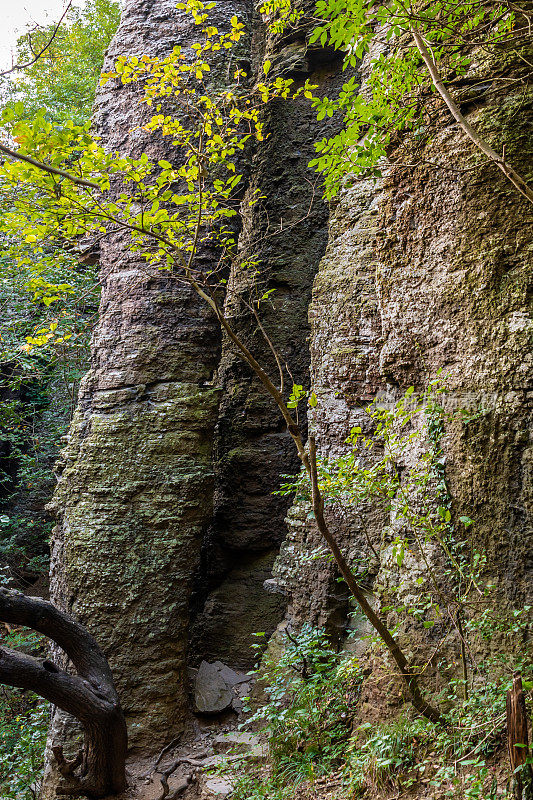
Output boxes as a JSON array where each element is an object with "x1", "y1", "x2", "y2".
[{"x1": 234, "y1": 625, "x2": 362, "y2": 796}]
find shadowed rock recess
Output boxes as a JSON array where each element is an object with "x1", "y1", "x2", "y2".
[
  {"x1": 189, "y1": 1, "x2": 347, "y2": 668},
  {"x1": 42, "y1": 0, "x2": 532, "y2": 791}
]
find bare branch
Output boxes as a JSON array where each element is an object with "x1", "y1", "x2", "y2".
[
  {"x1": 0, "y1": 588, "x2": 114, "y2": 690},
  {"x1": 0, "y1": 646, "x2": 111, "y2": 723},
  {"x1": 410, "y1": 25, "x2": 533, "y2": 205},
  {"x1": 307, "y1": 437, "x2": 445, "y2": 724},
  {"x1": 0, "y1": 1, "x2": 73, "y2": 78}
]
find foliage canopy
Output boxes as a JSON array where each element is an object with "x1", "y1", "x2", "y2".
[{"x1": 2, "y1": 0, "x2": 121, "y2": 126}]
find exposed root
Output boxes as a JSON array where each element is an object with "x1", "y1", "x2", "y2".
[
  {"x1": 52, "y1": 745, "x2": 83, "y2": 778},
  {"x1": 153, "y1": 735, "x2": 183, "y2": 772},
  {"x1": 156, "y1": 761, "x2": 195, "y2": 800}
]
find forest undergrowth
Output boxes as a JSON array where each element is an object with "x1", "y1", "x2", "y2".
[{"x1": 215, "y1": 623, "x2": 532, "y2": 800}]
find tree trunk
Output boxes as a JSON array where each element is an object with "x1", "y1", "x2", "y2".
[
  {"x1": 0, "y1": 588, "x2": 127, "y2": 798},
  {"x1": 507, "y1": 672, "x2": 533, "y2": 800}
]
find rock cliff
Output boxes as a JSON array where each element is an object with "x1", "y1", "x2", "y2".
[
  {"x1": 189, "y1": 6, "x2": 346, "y2": 668},
  {"x1": 45, "y1": 0, "x2": 347, "y2": 769},
  {"x1": 273, "y1": 37, "x2": 533, "y2": 683},
  {"x1": 47, "y1": 0, "x2": 249, "y2": 754},
  {"x1": 43, "y1": 0, "x2": 532, "y2": 791}
]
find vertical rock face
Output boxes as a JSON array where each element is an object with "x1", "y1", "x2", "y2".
[
  {"x1": 45, "y1": 0, "x2": 532, "y2": 783},
  {"x1": 374, "y1": 73, "x2": 533, "y2": 612},
  {"x1": 190, "y1": 13, "x2": 347, "y2": 666},
  {"x1": 49, "y1": 0, "x2": 252, "y2": 751},
  {"x1": 274, "y1": 174, "x2": 389, "y2": 632},
  {"x1": 275, "y1": 41, "x2": 533, "y2": 662}
]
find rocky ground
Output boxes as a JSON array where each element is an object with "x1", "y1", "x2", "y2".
[{"x1": 105, "y1": 660, "x2": 263, "y2": 800}]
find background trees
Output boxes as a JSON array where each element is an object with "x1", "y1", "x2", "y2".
[
  {"x1": 1, "y1": 0, "x2": 120, "y2": 126},
  {"x1": 0, "y1": 0, "x2": 119, "y2": 589}
]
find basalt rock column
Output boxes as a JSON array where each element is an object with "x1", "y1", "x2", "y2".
[{"x1": 47, "y1": 0, "x2": 252, "y2": 754}]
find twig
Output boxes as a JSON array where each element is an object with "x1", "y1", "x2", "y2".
[
  {"x1": 0, "y1": 1, "x2": 73, "y2": 77},
  {"x1": 157, "y1": 761, "x2": 191, "y2": 800}
]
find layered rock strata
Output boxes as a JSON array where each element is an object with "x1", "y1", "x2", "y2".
[
  {"x1": 274, "y1": 40, "x2": 533, "y2": 673},
  {"x1": 47, "y1": 0, "x2": 253, "y2": 755},
  {"x1": 190, "y1": 7, "x2": 346, "y2": 667}
]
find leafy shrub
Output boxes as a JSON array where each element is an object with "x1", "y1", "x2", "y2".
[
  {"x1": 0, "y1": 692, "x2": 49, "y2": 799},
  {"x1": 347, "y1": 717, "x2": 429, "y2": 794},
  {"x1": 234, "y1": 625, "x2": 362, "y2": 797},
  {"x1": 346, "y1": 668, "x2": 527, "y2": 799},
  {"x1": 233, "y1": 622, "x2": 528, "y2": 800}
]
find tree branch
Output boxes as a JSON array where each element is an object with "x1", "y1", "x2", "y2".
[
  {"x1": 410, "y1": 26, "x2": 533, "y2": 205},
  {"x1": 0, "y1": 589, "x2": 127, "y2": 798},
  {"x1": 0, "y1": 143, "x2": 100, "y2": 190},
  {"x1": 0, "y1": 1, "x2": 73, "y2": 78},
  {"x1": 0, "y1": 646, "x2": 114, "y2": 722},
  {"x1": 0, "y1": 588, "x2": 114, "y2": 691},
  {"x1": 307, "y1": 436, "x2": 445, "y2": 725}
]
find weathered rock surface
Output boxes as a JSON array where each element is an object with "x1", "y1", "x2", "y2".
[
  {"x1": 191, "y1": 551, "x2": 286, "y2": 668},
  {"x1": 46, "y1": 0, "x2": 254, "y2": 767},
  {"x1": 190, "y1": 6, "x2": 347, "y2": 666},
  {"x1": 273, "y1": 172, "x2": 389, "y2": 633},
  {"x1": 213, "y1": 731, "x2": 262, "y2": 753},
  {"x1": 203, "y1": 777, "x2": 234, "y2": 798},
  {"x1": 274, "y1": 39, "x2": 533, "y2": 671}
]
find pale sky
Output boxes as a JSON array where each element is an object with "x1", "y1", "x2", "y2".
[{"x1": 0, "y1": 0, "x2": 81, "y2": 71}]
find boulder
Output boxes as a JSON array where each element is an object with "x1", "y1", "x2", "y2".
[
  {"x1": 212, "y1": 661, "x2": 249, "y2": 687},
  {"x1": 193, "y1": 660, "x2": 252, "y2": 714},
  {"x1": 194, "y1": 661, "x2": 234, "y2": 714},
  {"x1": 204, "y1": 777, "x2": 234, "y2": 797},
  {"x1": 213, "y1": 732, "x2": 266, "y2": 759}
]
